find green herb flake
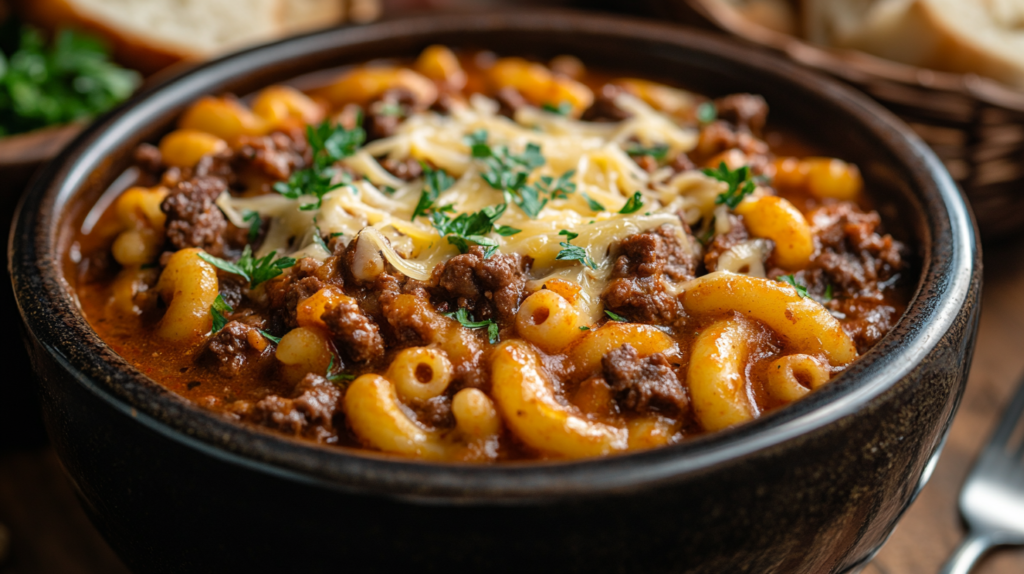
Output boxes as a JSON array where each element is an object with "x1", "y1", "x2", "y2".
[
  {"x1": 703, "y1": 162, "x2": 756, "y2": 209},
  {"x1": 619, "y1": 191, "x2": 644, "y2": 214},
  {"x1": 312, "y1": 226, "x2": 330, "y2": 252},
  {"x1": 198, "y1": 245, "x2": 297, "y2": 289},
  {"x1": 578, "y1": 326, "x2": 591, "y2": 331},
  {"x1": 778, "y1": 274, "x2": 810, "y2": 298},
  {"x1": 583, "y1": 193, "x2": 606, "y2": 212},
  {"x1": 821, "y1": 283, "x2": 834, "y2": 303},
  {"x1": 541, "y1": 101, "x2": 572, "y2": 116},
  {"x1": 556, "y1": 229, "x2": 598, "y2": 270},
  {"x1": 445, "y1": 308, "x2": 500, "y2": 344},
  {"x1": 210, "y1": 294, "x2": 232, "y2": 334},
  {"x1": 273, "y1": 119, "x2": 365, "y2": 211},
  {"x1": 241, "y1": 210, "x2": 262, "y2": 243},
  {"x1": 430, "y1": 202, "x2": 508, "y2": 258},
  {"x1": 696, "y1": 101, "x2": 717, "y2": 124},
  {"x1": 325, "y1": 355, "x2": 355, "y2": 383},
  {"x1": 624, "y1": 143, "x2": 669, "y2": 160},
  {"x1": 604, "y1": 310, "x2": 628, "y2": 322},
  {"x1": 259, "y1": 330, "x2": 281, "y2": 344},
  {"x1": 411, "y1": 164, "x2": 456, "y2": 221}
]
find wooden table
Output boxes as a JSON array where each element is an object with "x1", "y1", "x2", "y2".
[{"x1": 2, "y1": 238, "x2": 1023, "y2": 574}]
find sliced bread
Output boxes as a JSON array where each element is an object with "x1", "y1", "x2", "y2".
[{"x1": 803, "y1": 0, "x2": 1024, "y2": 88}]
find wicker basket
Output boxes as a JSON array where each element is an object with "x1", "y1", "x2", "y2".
[{"x1": 650, "y1": 0, "x2": 1024, "y2": 240}]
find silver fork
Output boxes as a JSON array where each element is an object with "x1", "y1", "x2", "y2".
[{"x1": 940, "y1": 375, "x2": 1024, "y2": 574}]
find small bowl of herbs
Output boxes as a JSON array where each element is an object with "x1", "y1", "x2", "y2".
[{"x1": 0, "y1": 20, "x2": 141, "y2": 173}]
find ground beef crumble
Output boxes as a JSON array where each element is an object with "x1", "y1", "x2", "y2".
[
  {"x1": 321, "y1": 297, "x2": 385, "y2": 363},
  {"x1": 433, "y1": 246, "x2": 531, "y2": 326},
  {"x1": 602, "y1": 344, "x2": 688, "y2": 415},
  {"x1": 225, "y1": 374, "x2": 342, "y2": 443},
  {"x1": 160, "y1": 176, "x2": 229, "y2": 255},
  {"x1": 602, "y1": 224, "x2": 698, "y2": 325}
]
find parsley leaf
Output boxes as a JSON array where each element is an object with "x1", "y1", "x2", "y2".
[
  {"x1": 495, "y1": 225, "x2": 521, "y2": 236},
  {"x1": 411, "y1": 164, "x2": 456, "y2": 221},
  {"x1": 198, "y1": 245, "x2": 297, "y2": 289},
  {"x1": 445, "y1": 307, "x2": 499, "y2": 344},
  {"x1": 465, "y1": 129, "x2": 491, "y2": 158},
  {"x1": 703, "y1": 162, "x2": 756, "y2": 209},
  {"x1": 696, "y1": 101, "x2": 717, "y2": 124},
  {"x1": 532, "y1": 170, "x2": 577, "y2": 200},
  {"x1": 556, "y1": 229, "x2": 598, "y2": 270},
  {"x1": 583, "y1": 193, "x2": 606, "y2": 212},
  {"x1": 241, "y1": 210, "x2": 262, "y2": 243},
  {"x1": 625, "y1": 143, "x2": 669, "y2": 160},
  {"x1": 822, "y1": 283, "x2": 834, "y2": 302},
  {"x1": 273, "y1": 119, "x2": 365, "y2": 211},
  {"x1": 430, "y1": 203, "x2": 507, "y2": 258},
  {"x1": 619, "y1": 191, "x2": 644, "y2": 214},
  {"x1": 210, "y1": 294, "x2": 232, "y2": 334},
  {"x1": 605, "y1": 310, "x2": 628, "y2": 322},
  {"x1": 312, "y1": 226, "x2": 329, "y2": 252},
  {"x1": 471, "y1": 131, "x2": 549, "y2": 218},
  {"x1": 259, "y1": 330, "x2": 281, "y2": 344},
  {"x1": 326, "y1": 355, "x2": 355, "y2": 383},
  {"x1": 778, "y1": 274, "x2": 809, "y2": 298},
  {"x1": 579, "y1": 326, "x2": 591, "y2": 331},
  {"x1": 542, "y1": 101, "x2": 572, "y2": 116}
]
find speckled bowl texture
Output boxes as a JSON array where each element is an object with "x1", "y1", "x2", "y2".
[{"x1": 9, "y1": 11, "x2": 981, "y2": 574}]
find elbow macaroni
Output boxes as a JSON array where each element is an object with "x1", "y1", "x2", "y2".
[{"x1": 155, "y1": 249, "x2": 219, "y2": 342}]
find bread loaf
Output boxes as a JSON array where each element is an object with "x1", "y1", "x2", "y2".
[
  {"x1": 802, "y1": 0, "x2": 1024, "y2": 88},
  {"x1": 20, "y1": 0, "x2": 351, "y2": 74}
]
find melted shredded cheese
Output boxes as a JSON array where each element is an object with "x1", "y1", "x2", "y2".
[{"x1": 217, "y1": 93, "x2": 734, "y2": 320}]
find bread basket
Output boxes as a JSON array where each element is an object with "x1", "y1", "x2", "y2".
[{"x1": 650, "y1": 0, "x2": 1024, "y2": 240}]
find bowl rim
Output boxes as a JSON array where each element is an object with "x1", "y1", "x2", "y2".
[{"x1": 9, "y1": 9, "x2": 978, "y2": 501}]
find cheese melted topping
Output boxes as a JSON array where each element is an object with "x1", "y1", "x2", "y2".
[{"x1": 215, "y1": 92, "x2": 734, "y2": 322}]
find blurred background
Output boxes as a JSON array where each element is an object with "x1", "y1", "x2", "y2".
[{"x1": 1, "y1": 0, "x2": 1023, "y2": 572}]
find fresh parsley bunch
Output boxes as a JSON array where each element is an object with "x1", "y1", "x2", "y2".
[{"x1": 0, "y1": 25, "x2": 141, "y2": 137}]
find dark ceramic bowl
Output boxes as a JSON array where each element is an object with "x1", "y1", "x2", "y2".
[{"x1": 10, "y1": 10, "x2": 981, "y2": 574}]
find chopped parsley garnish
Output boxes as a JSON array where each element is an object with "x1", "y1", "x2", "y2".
[
  {"x1": 555, "y1": 229, "x2": 597, "y2": 270},
  {"x1": 822, "y1": 283, "x2": 834, "y2": 302},
  {"x1": 533, "y1": 169, "x2": 577, "y2": 200},
  {"x1": 259, "y1": 330, "x2": 281, "y2": 344},
  {"x1": 198, "y1": 245, "x2": 297, "y2": 289},
  {"x1": 469, "y1": 130, "x2": 551, "y2": 218},
  {"x1": 380, "y1": 184, "x2": 397, "y2": 195},
  {"x1": 326, "y1": 355, "x2": 355, "y2": 383},
  {"x1": 619, "y1": 191, "x2": 644, "y2": 214},
  {"x1": 210, "y1": 295, "x2": 232, "y2": 334},
  {"x1": 625, "y1": 143, "x2": 669, "y2": 160},
  {"x1": 273, "y1": 118, "x2": 365, "y2": 211},
  {"x1": 542, "y1": 101, "x2": 572, "y2": 116},
  {"x1": 604, "y1": 310, "x2": 628, "y2": 322},
  {"x1": 241, "y1": 210, "x2": 262, "y2": 243},
  {"x1": 579, "y1": 326, "x2": 591, "y2": 331},
  {"x1": 495, "y1": 225, "x2": 521, "y2": 236},
  {"x1": 311, "y1": 226, "x2": 329, "y2": 252},
  {"x1": 377, "y1": 101, "x2": 403, "y2": 117},
  {"x1": 703, "y1": 162, "x2": 756, "y2": 209},
  {"x1": 445, "y1": 308, "x2": 499, "y2": 344},
  {"x1": 411, "y1": 164, "x2": 456, "y2": 221},
  {"x1": 430, "y1": 203, "x2": 508, "y2": 258},
  {"x1": 696, "y1": 101, "x2": 717, "y2": 124},
  {"x1": 583, "y1": 193, "x2": 606, "y2": 212},
  {"x1": 778, "y1": 274, "x2": 809, "y2": 298}
]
